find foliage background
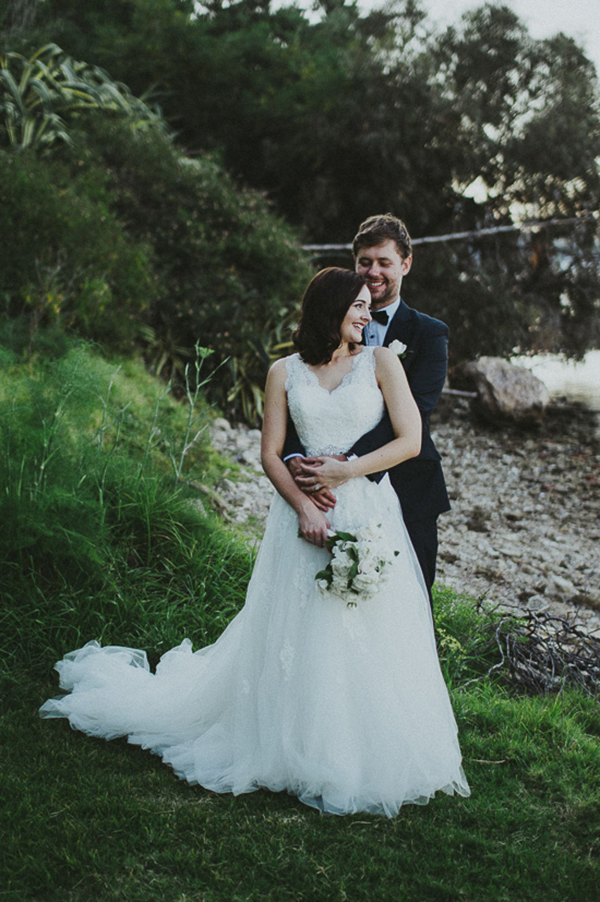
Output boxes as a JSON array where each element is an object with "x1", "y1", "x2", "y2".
[{"x1": 1, "y1": 0, "x2": 599, "y2": 410}]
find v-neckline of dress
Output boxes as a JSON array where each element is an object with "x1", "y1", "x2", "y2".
[{"x1": 304, "y1": 349, "x2": 366, "y2": 395}]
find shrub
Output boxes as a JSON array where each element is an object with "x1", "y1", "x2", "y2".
[
  {"x1": 75, "y1": 118, "x2": 312, "y2": 418},
  {"x1": 0, "y1": 149, "x2": 156, "y2": 348}
]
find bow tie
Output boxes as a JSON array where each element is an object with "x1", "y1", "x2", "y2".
[{"x1": 371, "y1": 309, "x2": 389, "y2": 325}]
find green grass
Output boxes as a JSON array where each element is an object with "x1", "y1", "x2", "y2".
[
  {"x1": 2, "y1": 667, "x2": 599, "y2": 902},
  {"x1": 0, "y1": 340, "x2": 252, "y2": 671},
  {"x1": 1, "y1": 337, "x2": 599, "y2": 901}
]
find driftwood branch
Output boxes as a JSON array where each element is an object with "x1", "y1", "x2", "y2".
[
  {"x1": 441, "y1": 387, "x2": 478, "y2": 398},
  {"x1": 463, "y1": 607, "x2": 600, "y2": 697},
  {"x1": 302, "y1": 217, "x2": 596, "y2": 253}
]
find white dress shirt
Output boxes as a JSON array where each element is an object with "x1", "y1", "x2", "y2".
[{"x1": 364, "y1": 296, "x2": 401, "y2": 346}]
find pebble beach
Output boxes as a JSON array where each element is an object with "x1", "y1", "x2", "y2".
[{"x1": 208, "y1": 397, "x2": 600, "y2": 636}]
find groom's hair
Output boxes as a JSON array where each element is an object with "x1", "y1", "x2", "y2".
[
  {"x1": 293, "y1": 267, "x2": 366, "y2": 366},
  {"x1": 352, "y1": 214, "x2": 412, "y2": 260}
]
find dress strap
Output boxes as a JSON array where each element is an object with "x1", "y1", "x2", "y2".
[{"x1": 284, "y1": 353, "x2": 310, "y2": 392}]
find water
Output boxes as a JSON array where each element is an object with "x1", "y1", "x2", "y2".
[
  {"x1": 512, "y1": 350, "x2": 600, "y2": 412},
  {"x1": 511, "y1": 350, "x2": 600, "y2": 437}
]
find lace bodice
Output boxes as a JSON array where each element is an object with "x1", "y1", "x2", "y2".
[{"x1": 285, "y1": 348, "x2": 384, "y2": 456}]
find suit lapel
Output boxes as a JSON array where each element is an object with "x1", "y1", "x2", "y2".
[
  {"x1": 382, "y1": 300, "x2": 419, "y2": 376},
  {"x1": 383, "y1": 299, "x2": 414, "y2": 347}
]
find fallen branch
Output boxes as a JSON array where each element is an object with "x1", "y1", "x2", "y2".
[
  {"x1": 302, "y1": 216, "x2": 596, "y2": 253},
  {"x1": 463, "y1": 607, "x2": 600, "y2": 697}
]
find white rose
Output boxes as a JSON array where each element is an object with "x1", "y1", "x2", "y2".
[
  {"x1": 331, "y1": 575, "x2": 349, "y2": 597},
  {"x1": 352, "y1": 569, "x2": 378, "y2": 590},
  {"x1": 351, "y1": 573, "x2": 379, "y2": 598},
  {"x1": 356, "y1": 539, "x2": 373, "y2": 559},
  {"x1": 331, "y1": 554, "x2": 354, "y2": 578},
  {"x1": 357, "y1": 556, "x2": 378, "y2": 575},
  {"x1": 389, "y1": 339, "x2": 407, "y2": 358}
]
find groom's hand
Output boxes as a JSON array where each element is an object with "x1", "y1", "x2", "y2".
[{"x1": 288, "y1": 456, "x2": 337, "y2": 512}]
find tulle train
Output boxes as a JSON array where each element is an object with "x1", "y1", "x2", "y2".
[{"x1": 41, "y1": 478, "x2": 470, "y2": 817}]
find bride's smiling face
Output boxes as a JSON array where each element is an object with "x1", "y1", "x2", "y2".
[{"x1": 340, "y1": 286, "x2": 372, "y2": 345}]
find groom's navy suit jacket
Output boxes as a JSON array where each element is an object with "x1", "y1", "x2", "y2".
[
  {"x1": 352, "y1": 299, "x2": 450, "y2": 525},
  {"x1": 283, "y1": 299, "x2": 450, "y2": 525}
]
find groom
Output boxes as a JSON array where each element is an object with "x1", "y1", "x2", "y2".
[{"x1": 286, "y1": 213, "x2": 450, "y2": 607}]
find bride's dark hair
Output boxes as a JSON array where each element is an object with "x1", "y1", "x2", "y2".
[{"x1": 293, "y1": 267, "x2": 367, "y2": 365}]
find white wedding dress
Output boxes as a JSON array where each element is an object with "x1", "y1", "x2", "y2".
[{"x1": 40, "y1": 347, "x2": 470, "y2": 816}]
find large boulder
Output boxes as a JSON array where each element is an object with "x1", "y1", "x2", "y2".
[{"x1": 461, "y1": 356, "x2": 550, "y2": 425}]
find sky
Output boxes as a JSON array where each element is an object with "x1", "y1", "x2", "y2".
[{"x1": 409, "y1": 0, "x2": 600, "y2": 75}]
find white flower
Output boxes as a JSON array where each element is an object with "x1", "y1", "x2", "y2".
[
  {"x1": 312, "y1": 527, "x2": 399, "y2": 607},
  {"x1": 357, "y1": 555, "x2": 377, "y2": 575},
  {"x1": 353, "y1": 571, "x2": 378, "y2": 591},
  {"x1": 331, "y1": 577, "x2": 349, "y2": 597},
  {"x1": 356, "y1": 541, "x2": 374, "y2": 557},
  {"x1": 389, "y1": 339, "x2": 407, "y2": 358},
  {"x1": 331, "y1": 554, "x2": 354, "y2": 578}
]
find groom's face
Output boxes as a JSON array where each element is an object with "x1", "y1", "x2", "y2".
[{"x1": 354, "y1": 239, "x2": 412, "y2": 309}]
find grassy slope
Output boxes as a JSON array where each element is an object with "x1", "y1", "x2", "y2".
[{"x1": 1, "y1": 345, "x2": 599, "y2": 902}]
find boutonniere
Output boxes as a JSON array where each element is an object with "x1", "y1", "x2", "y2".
[{"x1": 389, "y1": 339, "x2": 409, "y2": 359}]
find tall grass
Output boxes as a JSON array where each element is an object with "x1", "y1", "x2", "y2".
[{"x1": 0, "y1": 340, "x2": 253, "y2": 678}]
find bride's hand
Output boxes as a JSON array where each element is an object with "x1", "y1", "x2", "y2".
[
  {"x1": 297, "y1": 501, "x2": 330, "y2": 547},
  {"x1": 288, "y1": 456, "x2": 337, "y2": 510},
  {"x1": 296, "y1": 456, "x2": 351, "y2": 491}
]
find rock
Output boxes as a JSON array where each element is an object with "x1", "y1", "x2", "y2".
[
  {"x1": 546, "y1": 574, "x2": 578, "y2": 599},
  {"x1": 574, "y1": 588, "x2": 600, "y2": 611},
  {"x1": 526, "y1": 595, "x2": 550, "y2": 612},
  {"x1": 465, "y1": 516, "x2": 490, "y2": 533},
  {"x1": 461, "y1": 357, "x2": 550, "y2": 425},
  {"x1": 212, "y1": 417, "x2": 232, "y2": 433},
  {"x1": 465, "y1": 505, "x2": 491, "y2": 533}
]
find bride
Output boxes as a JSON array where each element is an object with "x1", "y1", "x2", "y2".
[{"x1": 40, "y1": 267, "x2": 470, "y2": 817}]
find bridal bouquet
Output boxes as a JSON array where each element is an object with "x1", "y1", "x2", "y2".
[{"x1": 315, "y1": 524, "x2": 399, "y2": 607}]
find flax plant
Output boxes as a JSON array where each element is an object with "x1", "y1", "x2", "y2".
[{"x1": 0, "y1": 43, "x2": 163, "y2": 152}]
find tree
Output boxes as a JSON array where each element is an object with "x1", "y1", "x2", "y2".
[
  {"x1": 6, "y1": 0, "x2": 600, "y2": 364},
  {"x1": 24, "y1": 0, "x2": 435, "y2": 239},
  {"x1": 0, "y1": 0, "x2": 39, "y2": 40},
  {"x1": 427, "y1": 4, "x2": 600, "y2": 359}
]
